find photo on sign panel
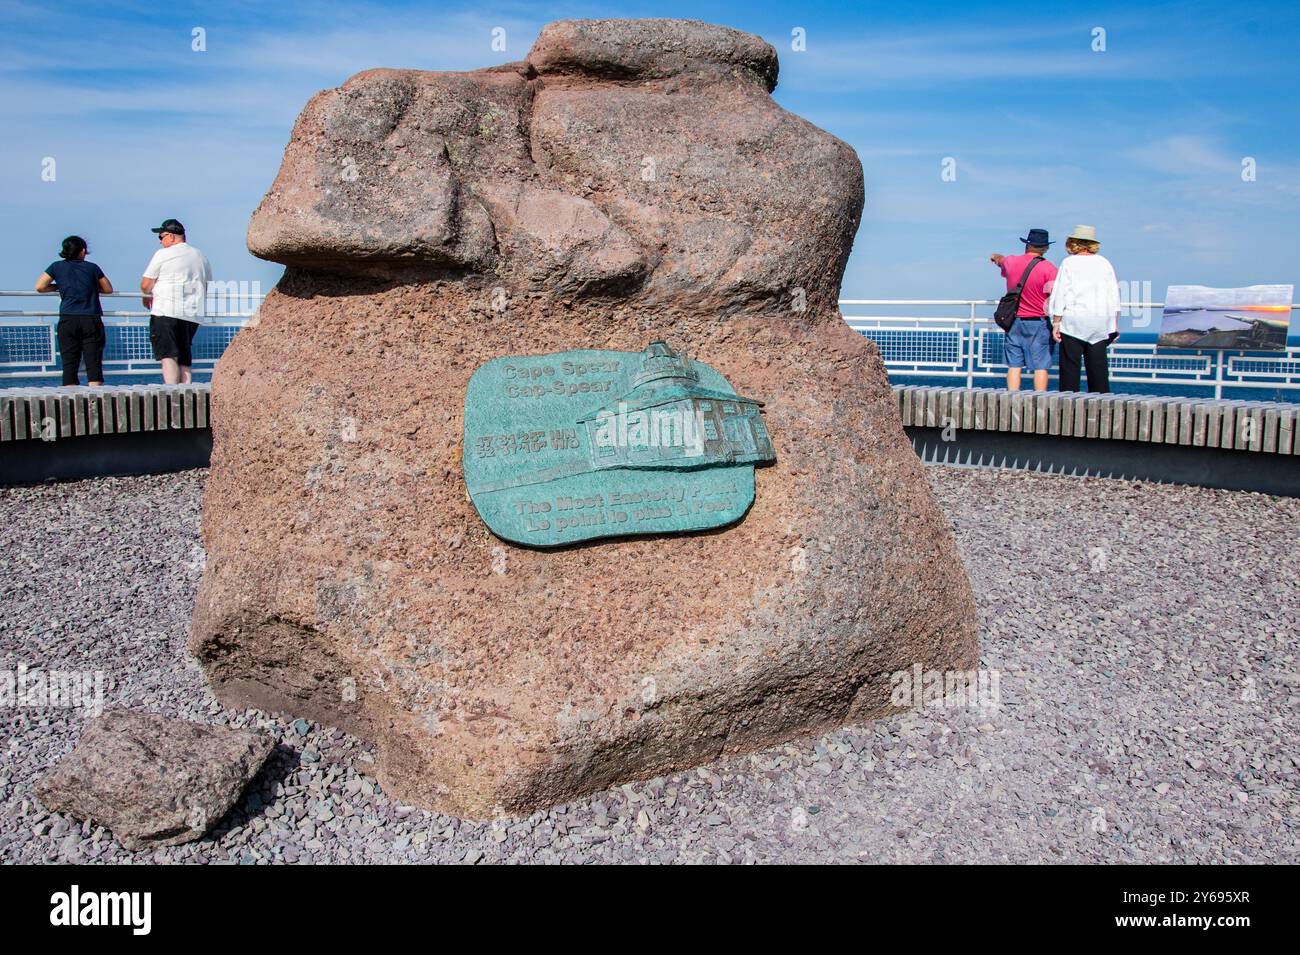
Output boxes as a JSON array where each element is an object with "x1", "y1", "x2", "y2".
[{"x1": 1157, "y1": 285, "x2": 1293, "y2": 351}]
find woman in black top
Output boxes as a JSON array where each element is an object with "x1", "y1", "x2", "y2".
[{"x1": 35, "y1": 236, "x2": 114, "y2": 386}]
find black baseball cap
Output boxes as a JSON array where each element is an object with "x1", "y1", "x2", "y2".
[{"x1": 151, "y1": 218, "x2": 186, "y2": 235}]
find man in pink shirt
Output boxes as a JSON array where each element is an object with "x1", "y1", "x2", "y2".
[{"x1": 990, "y1": 228, "x2": 1058, "y2": 391}]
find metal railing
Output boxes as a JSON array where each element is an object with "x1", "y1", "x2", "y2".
[
  {"x1": 3, "y1": 292, "x2": 1298, "y2": 400},
  {"x1": 841, "y1": 299, "x2": 1300, "y2": 400},
  {"x1": 0, "y1": 290, "x2": 255, "y2": 380}
]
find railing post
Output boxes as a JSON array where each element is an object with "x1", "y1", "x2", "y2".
[
  {"x1": 1214, "y1": 351, "x2": 1224, "y2": 401},
  {"x1": 966, "y1": 302, "x2": 976, "y2": 389}
]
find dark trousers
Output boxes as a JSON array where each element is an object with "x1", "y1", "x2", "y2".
[
  {"x1": 57, "y1": 315, "x2": 106, "y2": 385},
  {"x1": 1059, "y1": 333, "x2": 1111, "y2": 393}
]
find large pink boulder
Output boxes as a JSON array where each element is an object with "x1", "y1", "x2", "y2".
[{"x1": 191, "y1": 18, "x2": 978, "y2": 817}]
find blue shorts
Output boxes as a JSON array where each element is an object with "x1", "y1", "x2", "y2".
[{"x1": 1003, "y1": 317, "x2": 1052, "y2": 372}]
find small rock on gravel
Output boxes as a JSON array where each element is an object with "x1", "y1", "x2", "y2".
[{"x1": 35, "y1": 709, "x2": 273, "y2": 852}]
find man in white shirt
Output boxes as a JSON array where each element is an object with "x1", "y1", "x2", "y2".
[{"x1": 141, "y1": 218, "x2": 212, "y2": 384}]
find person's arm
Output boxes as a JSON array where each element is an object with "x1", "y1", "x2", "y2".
[
  {"x1": 141, "y1": 251, "x2": 161, "y2": 309},
  {"x1": 1106, "y1": 261, "x2": 1121, "y2": 340},
  {"x1": 989, "y1": 253, "x2": 1004, "y2": 267},
  {"x1": 99, "y1": 275, "x2": 114, "y2": 295},
  {"x1": 35, "y1": 272, "x2": 56, "y2": 293},
  {"x1": 1048, "y1": 262, "x2": 1068, "y2": 341}
]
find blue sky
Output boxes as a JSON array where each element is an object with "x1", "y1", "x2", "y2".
[{"x1": 2, "y1": 0, "x2": 1297, "y2": 312}]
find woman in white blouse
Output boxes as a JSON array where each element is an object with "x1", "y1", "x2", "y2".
[{"x1": 1048, "y1": 225, "x2": 1120, "y2": 393}]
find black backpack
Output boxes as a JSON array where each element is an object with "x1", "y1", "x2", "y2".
[{"x1": 994, "y1": 256, "x2": 1044, "y2": 332}]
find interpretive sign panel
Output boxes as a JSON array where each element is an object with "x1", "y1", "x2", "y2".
[{"x1": 1158, "y1": 285, "x2": 1293, "y2": 351}]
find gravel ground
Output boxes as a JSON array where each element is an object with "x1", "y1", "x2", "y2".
[{"x1": 1, "y1": 466, "x2": 1296, "y2": 864}]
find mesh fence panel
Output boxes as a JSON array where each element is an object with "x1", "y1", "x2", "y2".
[{"x1": 0, "y1": 326, "x2": 54, "y2": 365}]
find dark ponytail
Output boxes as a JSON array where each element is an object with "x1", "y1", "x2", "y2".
[{"x1": 59, "y1": 235, "x2": 87, "y2": 260}]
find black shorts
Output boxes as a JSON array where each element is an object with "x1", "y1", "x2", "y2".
[{"x1": 150, "y1": 315, "x2": 201, "y2": 365}]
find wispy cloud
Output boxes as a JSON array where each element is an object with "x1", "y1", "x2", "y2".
[
  {"x1": 776, "y1": 20, "x2": 1182, "y2": 92},
  {"x1": 1128, "y1": 135, "x2": 1243, "y2": 176}
]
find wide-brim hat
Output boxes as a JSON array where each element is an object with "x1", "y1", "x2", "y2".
[
  {"x1": 1019, "y1": 228, "x2": 1052, "y2": 247},
  {"x1": 1068, "y1": 224, "x2": 1098, "y2": 242}
]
